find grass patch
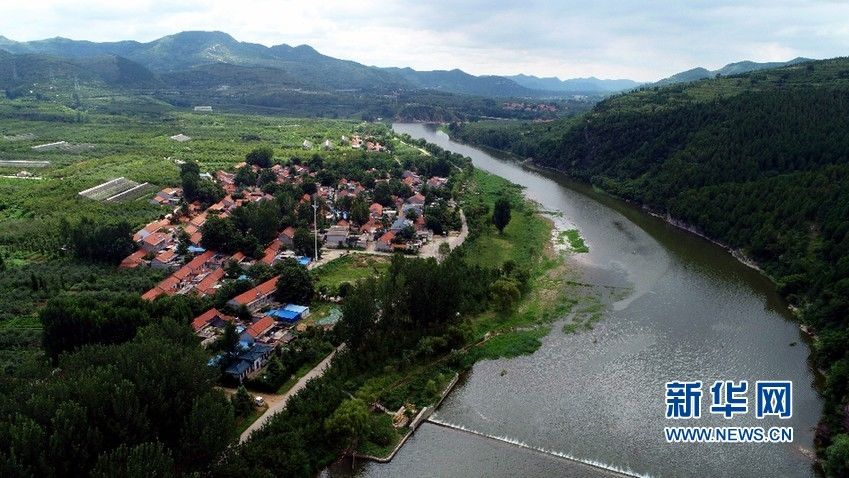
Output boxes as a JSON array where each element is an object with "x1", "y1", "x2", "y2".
[
  {"x1": 235, "y1": 406, "x2": 266, "y2": 435},
  {"x1": 312, "y1": 254, "x2": 389, "y2": 295},
  {"x1": 558, "y1": 229, "x2": 589, "y2": 253},
  {"x1": 463, "y1": 327, "x2": 548, "y2": 364}
]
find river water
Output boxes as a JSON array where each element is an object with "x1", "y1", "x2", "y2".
[{"x1": 349, "y1": 123, "x2": 821, "y2": 477}]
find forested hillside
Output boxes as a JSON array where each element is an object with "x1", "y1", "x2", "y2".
[{"x1": 450, "y1": 56, "x2": 849, "y2": 465}]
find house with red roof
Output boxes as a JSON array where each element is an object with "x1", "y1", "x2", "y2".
[
  {"x1": 227, "y1": 276, "x2": 279, "y2": 311},
  {"x1": 261, "y1": 239, "x2": 282, "y2": 265},
  {"x1": 151, "y1": 249, "x2": 179, "y2": 269},
  {"x1": 195, "y1": 268, "x2": 225, "y2": 296},
  {"x1": 376, "y1": 231, "x2": 395, "y2": 252},
  {"x1": 120, "y1": 250, "x2": 146, "y2": 269},
  {"x1": 279, "y1": 226, "x2": 296, "y2": 249},
  {"x1": 244, "y1": 316, "x2": 276, "y2": 340},
  {"x1": 141, "y1": 232, "x2": 170, "y2": 254},
  {"x1": 369, "y1": 202, "x2": 384, "y2": 218},
  {"x1": 133, "y1": 219, "x2": 170, "y2": 243},
  {"x1": 191, "y1": 308, "x2": 234, "y2": 333},
  {"x1": 141, "y1": 275, "x2": 182, "y2": 301}
]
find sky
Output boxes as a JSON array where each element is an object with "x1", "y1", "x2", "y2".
[{"x1": 2, "y1": 0, "x2": 849, "y2": 82}]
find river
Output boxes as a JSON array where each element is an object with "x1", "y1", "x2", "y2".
[{"x1": 342, "y1": 123, "x2": 821, "y2": 477}]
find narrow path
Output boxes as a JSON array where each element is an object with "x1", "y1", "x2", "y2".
[{"x1": 239, "y1": 345, "x2": 342, "y2": 443}]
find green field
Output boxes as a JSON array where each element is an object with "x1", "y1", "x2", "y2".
[{"x1": 313, "y1": 254, "x2": 390, "y2": 295}]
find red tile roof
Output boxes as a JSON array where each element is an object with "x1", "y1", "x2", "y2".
[
  {"x1": 261, "y1": 239, "x2": 282, "y2": 265},
  {"x1": 192, "y1": 307, "x2": 231, "y2": 332},
  {"x1": 143, "y1": 232, "x2": 167, "y2": 247},
  {"x1": 173, "y1": 250, "x2": 215, "y2": 280},
  {"x1": 195, "y1": 268, "x2": 225, "y2": 296},
  {"x1": 153, "y1": 249, "x2": 176, "y2": 264},
  {"x1": 230, "y1": 276, "x2": 278, "y2": 307},
  {"x1": 378, "y1": 231, "x2": 395, "y2": 244},
  {"x1": 246, "y1": 316, "x2": 275, "y2": 338},
  {"x1": 120, "y1": 250, "x2": 146, "y2": 269}
]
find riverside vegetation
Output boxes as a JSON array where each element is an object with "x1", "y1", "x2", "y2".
[
  {"x1": 0, "y1": 95, "x2": 594, "y2": 476},
  {"x1": 450, "y1": 56, "x2": 849, "y2": 474}
]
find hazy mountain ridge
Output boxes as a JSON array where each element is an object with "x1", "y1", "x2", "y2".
[
  {"x1": 0, "y1": 31, "x2": 628, "y2": 98},
  {"x1": 507, "y1": 74, "x2": 642, "y2": 93}
]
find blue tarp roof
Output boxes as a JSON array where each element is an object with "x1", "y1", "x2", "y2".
[
  {"x1": 187, "y1": 245, "x2": 206, "y2": 253},
  {"x1": 269, "y1": 308, "x2": 300, "y2": 322},
  {"x1": 297, "y1": 256, "x2": 311, "y2": 266},
  {"x1": 284, "y1": 304, "x2": 309, "y2": 314}
]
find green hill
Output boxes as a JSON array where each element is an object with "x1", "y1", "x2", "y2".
[
  {"x1": 653, "y1": 57, "x2": 813, "y2": 85},
  {"x1": 451, "y1": 57, "x2": 849, "y2": 463},
  {"x1": 0, "y1": 51, "x2": 161, "y2": 92}
]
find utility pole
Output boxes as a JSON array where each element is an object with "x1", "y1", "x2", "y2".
[{"x1": 312, "y1": 196, "x2": 319, "y2": 264}]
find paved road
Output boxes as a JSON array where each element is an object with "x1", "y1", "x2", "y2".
[{"x1": 238, "y1": 345, "x2": 342, "y2": 443}]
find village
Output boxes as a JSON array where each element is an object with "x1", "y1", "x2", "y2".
[{"x1": 118, "y1": 131, "x2": 464, "y2": 389}]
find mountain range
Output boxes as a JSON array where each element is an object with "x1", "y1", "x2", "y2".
[{"x1": 0, "y1": 30, "x2": 820, "y2": 118}]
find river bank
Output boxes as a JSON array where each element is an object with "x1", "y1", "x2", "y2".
[{"x1": 374, "y1": 123, "x2": 820, "y2": 478}]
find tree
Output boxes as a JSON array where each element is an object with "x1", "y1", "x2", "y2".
[
  {"x1": 181, "y1": 161, "x2": 224, "y2": 206},
  {"x1": 175, "y1": 229, "x2": 190, "y2": 257},
  {"x1": 41, "y1": 293, "x2": 150, "y2": 363},
  {"x1": 246, "y1": 146, "x2": 273, "y2": 168},
  {"x1": 274, "y1": 258, "x2": 314, "y2": 305},
  {"x1": 491, "y1": 277, "x2": 521, "y2": 311},
  {"x1": 91, "y1": 442, "x2": 176, "y2": 478},
  {"x1": 234, "y1": 166, "x2": 257, "y2": 187},
  {"x1": 373, "y1": 181, "x2": 393, "y2": 207},
  {"x1": 215, "y1": 321, "x2": 240, "y2": 353},
  {"x1": 200, "y1": 215, "x2": 238, "y2": 253},
  {"x1": 350, "y1": 197, "x2": 370, "y2": 225},
  {"x1": 301, "y1": 178, "x2": 318, "y2": 196},
  {"x1": 66, "y1": 217, "x2": 134, "y2": 264},
  {"x1": 493, "y1": 196, "x2": 511, "y2": 233},
  {"x1": 337, "y1": 278, "x2": 379, "y2": 352},
  {"x1": 324, "y1": 398, "x2": 370, "y2": 451},
  {"x1": 294, "y1": 227, "x2": 320, "y2": 259},
  {"x1": 825, "y1": 434, "x2": 849, "y2": 478},
  {"x1": 231, "y1": 386, "x2": 254, "y2": 418}
]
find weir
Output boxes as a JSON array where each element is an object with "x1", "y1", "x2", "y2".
[{"x1": 425, "y1": 417, "x2": 652, "y2": 478}]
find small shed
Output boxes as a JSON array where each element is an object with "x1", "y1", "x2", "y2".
[
  {"x1": 269, "y1": 308, "x2": 301, "y2": 323},
  {"x1": 284, "y1": 304, "x2": 310, "y2": 318}
]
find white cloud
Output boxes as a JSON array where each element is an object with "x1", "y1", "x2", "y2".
[{"x1": 2, "y1": 0, "x2": 849, "y2": 81}]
